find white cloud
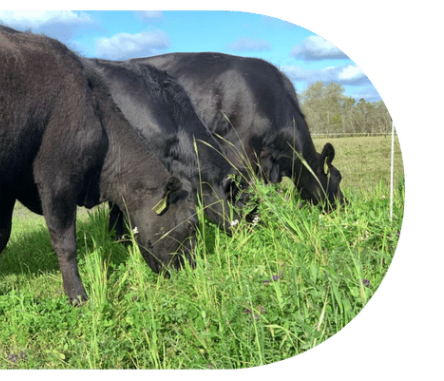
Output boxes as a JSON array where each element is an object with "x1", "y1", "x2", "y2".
[
  {"x1": 0, "y1": 11, "x2": 95, "y2": 42},
  {"x1": 282, "y1": 63, "x2": 379, "y2": 101},
  {"x1": 0, "y1": 9, "x2": 92, "y2": 29},
  {"x1": 290, "y1": 35, "x2": 348, "y2": 61},
  {"x1": 228, "y1": 37, "x2": 272, "y2": 52},
  {"x1": 135, "y1": 11, "x2": 163, "y2": 22},
  {"x1": 282, "y1": 63, "x2": 370, "y2": 87},
  {"x1": 338, "y1": 65, "x2": 365, "y2": 81},
  {"x1": 96, "y1": 30, "x2": 170, "y2": 60},
  {"x1": 280, "y1": 65, "x2": 308, "y2": 82}
]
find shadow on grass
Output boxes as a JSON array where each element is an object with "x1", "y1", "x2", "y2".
[{"x1": 0, "y1": 215, "x2": 131, "y2": 280}]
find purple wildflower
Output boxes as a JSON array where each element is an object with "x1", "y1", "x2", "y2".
[{"x1": 363, "y1": 279, "x2": 371, "y2": 288}]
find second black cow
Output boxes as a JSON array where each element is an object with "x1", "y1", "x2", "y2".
[
  {"x1": 133, "y1": 52, "x2": 345, "y2": 208},
  {"x1": 88, "y1": 58, "x2": 248, "y2": 233}
]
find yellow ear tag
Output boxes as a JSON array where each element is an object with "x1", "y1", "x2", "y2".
[
  {"x1": 152, "y1": 194, "x2": 168, "y2": 215},
  {"x1": 324, "y1": 157, "x2": 329, "y2": 175}
]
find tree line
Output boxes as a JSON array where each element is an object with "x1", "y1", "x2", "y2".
[{"x1": 298, "y1": 81, "x2": 392, "y2": 136}]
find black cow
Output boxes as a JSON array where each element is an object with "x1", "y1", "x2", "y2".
[
  {"x1": 88, "y1": 58, "x2": 247, "y2": 232},
  {"x1": 133, "y1": 52, "x2": 344, "y2": 207},
  {"x1": 0, "y1": 26, "x2": 197, "y2": 304}
]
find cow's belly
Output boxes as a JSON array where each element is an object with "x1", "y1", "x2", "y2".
[{"x1": 16, "y1": 180, "x2": 43, "y2": 215}]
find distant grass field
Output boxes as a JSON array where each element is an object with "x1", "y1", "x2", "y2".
[
  {"x1": 313, "y1": 135, "x2": 404, "y2": 190},
  {"x1": 0, "y1": 135, "x2": 404, "y2": 369}
]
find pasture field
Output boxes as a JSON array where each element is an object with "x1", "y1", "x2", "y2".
[
  {"x1": 0, "y1": 136, "x2": 404, "y2": 369},
  {"x1": 313, "y1": 135, "x2": 404, "y2": 190}
]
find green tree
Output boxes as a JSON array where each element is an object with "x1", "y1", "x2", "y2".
[
  {"x1": 373, "y1": 100, "x2": 392, "y2": 134},
  {"x1": 300, "y1": 81, "x2": 325, "y2": 133},
  {"x1": 300, "y1": 81, "x2": 346, "y2": 135},
  {"x1": 340, "y1": 96, "x2": 356, "y2": 133},
  {"x1": 300, "y1": 82, "x2": 391, "y2": 135}
]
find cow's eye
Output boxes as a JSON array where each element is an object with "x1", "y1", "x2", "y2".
[{"x1": 187, "y1": 221, "x2": 196, "y2": 232}]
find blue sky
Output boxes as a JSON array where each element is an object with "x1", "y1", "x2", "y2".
[{"x1": 0, "y1": 10, "x2": 379, "y2": 102}]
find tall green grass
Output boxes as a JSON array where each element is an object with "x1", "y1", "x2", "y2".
[{"x1": 0, "y1": 172, "x2": 404, "y2": 368}]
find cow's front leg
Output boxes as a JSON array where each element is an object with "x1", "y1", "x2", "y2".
[
  {"x1": 42, "y1": 190, "x2": 87, "y2": 304},
  {"x1": 108, "y1": 202, "x2": 125, "y2": 239}
]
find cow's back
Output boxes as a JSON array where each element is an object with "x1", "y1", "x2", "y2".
[
  {"x1": 133, "y1": 52, "x2": 300, "y2": 129},
  {"x1": 134, "y1": 52, "x2": 314, "y2": 171}
]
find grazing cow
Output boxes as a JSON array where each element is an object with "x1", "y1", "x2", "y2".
[
  {"x1": 0, "y1": 26, "x2": 197, "y2": 304},
  {"x1": 88, "y1": 58, "x2": 248, "y2": 232},
  {"x1": 133, "y1": 52, "x2": 344, "y2": 207}
]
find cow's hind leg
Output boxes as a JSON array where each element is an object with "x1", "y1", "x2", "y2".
[{"x1": 0, "y1": 192, "x2": 16, "y2": 253}]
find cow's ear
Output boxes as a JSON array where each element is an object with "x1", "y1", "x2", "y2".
[
  {"x1": 222, "y1": 173, "x2": 235, "y2": 193},
  {"x1": 262, "y1": 156, "x2": 281, "y2": 183},
  {"x1": 164, "y1": 176, "x2": 182, "y2": 195},
  {"x1": 321, "y1": 143, "x2": 335, "y2": 167},
  {"x1": 269, "y1": 161, "x2": 282, "y2": 183},
  {"x1": 152, "y1": 177, "x2": 183, "y2": 215},
  {"x1": 166, "y1": 177, "x2": 190, "y2": 205},
  {"x1": 223, "y1": 170, "x2": 253, "y2": 205},
  {"x1": 223, "y1": 169, "x2": 248, "y2": 190}
]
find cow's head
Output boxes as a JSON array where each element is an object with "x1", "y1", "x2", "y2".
[
  {"x1": 131, "y1": 176, "x2": 198, "y2": 273},
  {"x1": 196, "y1": 169, "x2": 247, "y2": 233},
  {"x1": 298, "y1": 143, "x2": 344, "y2": 208}
]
